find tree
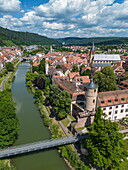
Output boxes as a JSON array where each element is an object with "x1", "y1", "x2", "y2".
[
  {"x1": 34, "y1": 89, "x2": 42, "y2": 99},
  {"x1": 56, "y1": 91, "x2": 71, "y2": 119},
  {"x1": 56, "y1": 65, "x2": 62, "y2": 69},
  {"x1": 72, "y1": 65, "x2": 79, "y2": 72},
  {"x1": 34, "y1": 77, "x2": 45, "y2": 89},
  {"x1": 0, "y1": 160, "x2": 16, "y2": 170},
  {"x1": 0, "y1": 90, "x2": 19, "y2": 148},
  {"x1": 26, "y1": 80, "x2": 32, "y2": 88},
  {"x1": 83, "y1": 107, "x2": 126, "y2": 169},
  {"x1": 47, "y1": 84, "x2": 71, "y2": 119},
  {"x1": 32, "y1": 66, "x2": 39, "y2": 73},
  {"x1": 94, "y1": 66, "x2": 117, "y2": 92},
  {"x1": 47, "y1": 84, "x2": 60, "y2": 107},
  {"x1": 39, "y1": 59, "x2": 45, "y2": 74},
  {"x1": 26, "y1": 71, "x2": 38, "y2": 83},
  {"x1": 81, "y1": 69, "x2": 91, "y2": 77},
  {"x1": 5, "y1": 62, "x2": 14, "y2": 71}
]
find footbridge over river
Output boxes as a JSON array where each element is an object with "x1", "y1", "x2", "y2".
[{"x1": 0, "y1": 134, "x2": 88, "y2": 159}]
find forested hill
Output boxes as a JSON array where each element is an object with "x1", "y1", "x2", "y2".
[
  {"x1": 56, "y1": 37, "x2": 128, "y2": 46},
  {"x1": 0, "y1": 27, "x2": 60, "y2": 46}
]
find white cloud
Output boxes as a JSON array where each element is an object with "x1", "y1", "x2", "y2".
[
  {"x1": 0, "y1": 0, "x2": 21, "y2": 13},
  {"x1": 0, "y1": 0, "x2": 128, "y2": 38},
  {"x1": 0, "y1": 15, "x2": 22, "y2": 29}
]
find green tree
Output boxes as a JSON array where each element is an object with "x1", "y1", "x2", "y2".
[
  {"x1": 81, "y1": 69, "x2": 91, "y2": 77},
  {"x1": 0, "y1": 90, "x2": 19, "y2": 148},
  {"x1": 56, "y1": 90, "x2": 71, "y2": 119},
  {"x1": 56, "y1": 65, "x2": 62, "y2": 69},
  {"x1": 32, "y1": 66, "x2": 39, "y2": 73},
  {"x1": 26, "y1": 71, "x2": 38, "y2": 83},
  {"x1": 26, "y1": 80, "x2": 32, "y2": 88},
  {"x1": 5, "y1": 62, "x2": 14, "y2": 71},
  {"x1": 0, "y1": 160, "x2": 16, "y2": 170},
  {"x1": 47, "y1": 84, "x2": 71, "y2": 119},
  {"x1": 39, "y1": 59, "x2": 45, "y2": 74},
  {"x1": 72, "y1": 65, "x2": 79, "y2": 72},
  {"x1": 94, "y1": 66, "x2": 117, "y2": 92},
  {"x1": 83, "y1": 107, "x2": 126, "y2": 169},
  {"x1": 34, "y1": 89, "x2": 42, "y2": 99},
  {"x1": 47, "y1": 84, "x2": 60, "y2": 107}
]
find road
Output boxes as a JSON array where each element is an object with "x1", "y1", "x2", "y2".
[{"x1": 0, "y1": 72, "x2": 11, "y2": 91}]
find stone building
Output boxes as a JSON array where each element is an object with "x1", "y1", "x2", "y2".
[{"x1": 72, "y1": 79, "x2": 128, "y2": 129}]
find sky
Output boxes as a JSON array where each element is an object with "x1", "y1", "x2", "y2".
[{"x1": 0, "y1": 0, "x2": 127, "y2": 38}]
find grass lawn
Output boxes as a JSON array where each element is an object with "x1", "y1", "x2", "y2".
[
  {"x1": 68, "y1": 115, "x2": 76, "y2": 121},
  {"x1": 61, "y1": 118, "x2": 70, "y2": 127}
]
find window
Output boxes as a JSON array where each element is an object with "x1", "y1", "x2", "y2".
[
  {"x1": 116, "y1": 106, "x2": 118, "y2": 108},
  {"x1": 115, "y1": 99, "x2": 118, "y2": 102},
  {"x1": 94, "y1": 89, "x2": 96, "y2": 93},
  {"x1": 121, "y1": 109, "x2": 123, "y2": 113},
  {"x1": 109, "y1": 112, "x2": 111, "y2": 115},
  {"x1": 126, "y1": 114, "x2": 128, "y2": 117},
  {"x1": 125, "y1": 109, "x2": 128, "y2": 112},
  {"x1": 103, "y1": 108, "x2": 106, "y2": 111},
  {"x1": 109, "y1": 107, "x2": 112, "y2": 109},
  {"x1": 101, "y1": 101, "x2": 104, "y2": 104},
  {"x1": 122, "y1": 105, "x2": 124, "y2": 107},
  {"x1": 108, "y1": 100, "x2": 111, "y2": 103},
  {"x1": 93, "y1": 99, "x2": 95, "y2": 103},
  {"x1": 121, "y1": 98, "x2": 125, "y2": 101},
  {"x1": 115, "y1": 111, "x2": 118, "y2": 114},
  {"x1": 114, "y1": 116, "x2": 117, "y2": 120}
]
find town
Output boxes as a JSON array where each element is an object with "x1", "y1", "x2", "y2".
[{"x1": 0, "y1": 42, "x2": 128, "y2": 169}]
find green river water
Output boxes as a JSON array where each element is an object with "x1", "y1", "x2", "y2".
[{"x1": 11, "y1": 62, "x2": 69, "y2": 170}]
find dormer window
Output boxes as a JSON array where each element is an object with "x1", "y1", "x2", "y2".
[
  {"x1": 101, "y1": 101, "x2": 104, "y2": 104},
  {"x1": 115, "y1": 99, "x2": 118, "y2": 102},
  {"x1": 108, "y1": 100, "x2": 111, "y2": 103},
  {"x1": 121, "y1": 98, "x2": 124, "y2": 101}
]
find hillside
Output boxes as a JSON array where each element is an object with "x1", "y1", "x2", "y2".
[
  {"x1": 56, "y1": 37, "x2": 128, "y2": 46},
  {"x1": 0, "y1": 27, "x2": 60, "y2": 46}
]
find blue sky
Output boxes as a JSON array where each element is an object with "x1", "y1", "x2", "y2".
[{"x1": 0, "y1": 0, "x2": 127, "y2": 38}]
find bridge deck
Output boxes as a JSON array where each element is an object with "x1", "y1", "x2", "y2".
[{"x1": 0, "y1": 135, "x2": 88, "y2": 159}]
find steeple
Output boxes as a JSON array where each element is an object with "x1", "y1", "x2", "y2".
[
  {"x1": 89, "y1": 40, "x2": 95, "y2": 64},
  {"x1": 50, "y1": 45, "x2": 53, "y2": 53},
  {"x1": 92, "y1": 39, "x2": 95, "y2": 52},
  {"x1": 86, "y1": 78, "x2": 98, "y2": 89}
]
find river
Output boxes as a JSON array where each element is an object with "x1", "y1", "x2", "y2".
[{"x1": 11, "y1": 62, "x2": 69, "y2": 170}]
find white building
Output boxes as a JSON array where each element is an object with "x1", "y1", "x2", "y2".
[{"x1": 97, "y1": 90, "x2": 128, "y2": 121}]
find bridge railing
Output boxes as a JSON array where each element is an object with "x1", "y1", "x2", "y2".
[{"x1": 0, "y1": 135, "x2": 77, "y2": 152}]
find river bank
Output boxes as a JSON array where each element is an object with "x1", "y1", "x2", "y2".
[
  {"x1": 11, "y1": 62, "x2": 69, "y2": 170},
  {"x1": 26, "y1": 71, "x2": 89, "y2": 170},
  {"x1": 0, "y1": 60, "x2": 21, "y2": 170},
  {"x1": 0, "y1": 59, "x2": 21, "y2": 91}
]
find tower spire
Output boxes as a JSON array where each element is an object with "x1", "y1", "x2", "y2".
[{"x1": 92, "y1": 39, "x2": 95, "y2": 51}]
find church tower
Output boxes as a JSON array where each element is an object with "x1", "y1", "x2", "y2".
[
  {"x1": 50, "y1": 45, "x2": 53, "y2": 53},
  {"x1": 89, "y1": 40, "x2": 95, "y2": 63},
  {"x1": 85, "y1": 78, "x2": 98, "y2": 112}
]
